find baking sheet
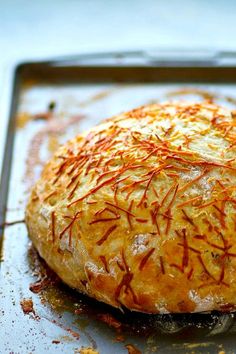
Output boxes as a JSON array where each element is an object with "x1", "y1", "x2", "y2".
[{"x1": 2, "y1": 59, "x2": 236, "y2": 354}]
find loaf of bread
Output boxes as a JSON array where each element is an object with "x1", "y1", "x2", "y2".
[{"x1": 25, "y1": 102, "x2": 236, "y2": 313}]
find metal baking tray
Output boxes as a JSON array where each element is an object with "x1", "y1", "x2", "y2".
[{"x1": 2, "y1": 50, "x2": 236, "y2": 354}]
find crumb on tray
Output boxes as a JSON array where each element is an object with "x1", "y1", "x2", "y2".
[
  {"x1": 78, "y1": 347, "x2": 99, "y2": 354},
  {"x1": 20, "y1": 298, "x2": 35, "y2": 315}
]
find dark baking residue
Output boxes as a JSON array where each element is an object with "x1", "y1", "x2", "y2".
[
  {"x1": 125, "y1": 344, "x2": 142, "y2": 354},
  {"x1": 1, "y1": 219, "x2": 25, "y2": 228},
  {"x1": 27, "y1": 245, "x2": 236, "y2": 351}
]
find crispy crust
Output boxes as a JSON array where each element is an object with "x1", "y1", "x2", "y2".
[{"x1": 26, "y1": 102, "x2": 236, "y2": 313}]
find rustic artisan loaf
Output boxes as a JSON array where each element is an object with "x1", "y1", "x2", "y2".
[{"x1": 26, "y1": 102, "x2": 236, "y2": 313}]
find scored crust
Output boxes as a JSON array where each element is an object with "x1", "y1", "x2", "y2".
[{"x1": 25, "y1": 102, "x2": 236, "y2": 313}]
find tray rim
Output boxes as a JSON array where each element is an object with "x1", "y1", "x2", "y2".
[
  {"x1": 3, "y1": 50, "x2": 236, "y2": 353},
  {"x1": 2, "y1": 49, "x2": 236, "y2": 261}
]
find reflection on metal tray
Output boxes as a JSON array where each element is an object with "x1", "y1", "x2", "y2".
[{"x1": 1, "y1": 51, "x2": 236, "y2": 353}]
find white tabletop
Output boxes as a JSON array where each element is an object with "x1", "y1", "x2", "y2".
[{"x1": 0, "y1": 0, "x2": 236, "y2": 173}]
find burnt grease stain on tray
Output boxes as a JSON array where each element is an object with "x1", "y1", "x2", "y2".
[{"x1": 27, "y1": 245, "x2": 235, "y2": 348}]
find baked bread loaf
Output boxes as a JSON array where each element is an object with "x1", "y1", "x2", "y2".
[{"x1": 26, "y1": 102, "x2": 236, "y2": 313}]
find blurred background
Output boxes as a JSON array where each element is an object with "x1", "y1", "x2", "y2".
[
  {"x1": 1, "y1": 0, "x2": 236, "y2": 65},
  {"x1": 0, "y1": 0, "x2": 236, "y2": 166}
]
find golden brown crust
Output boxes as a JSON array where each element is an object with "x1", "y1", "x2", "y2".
[{"x1": 26, "y1": 102, "x2": 236, "y2": 313}]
